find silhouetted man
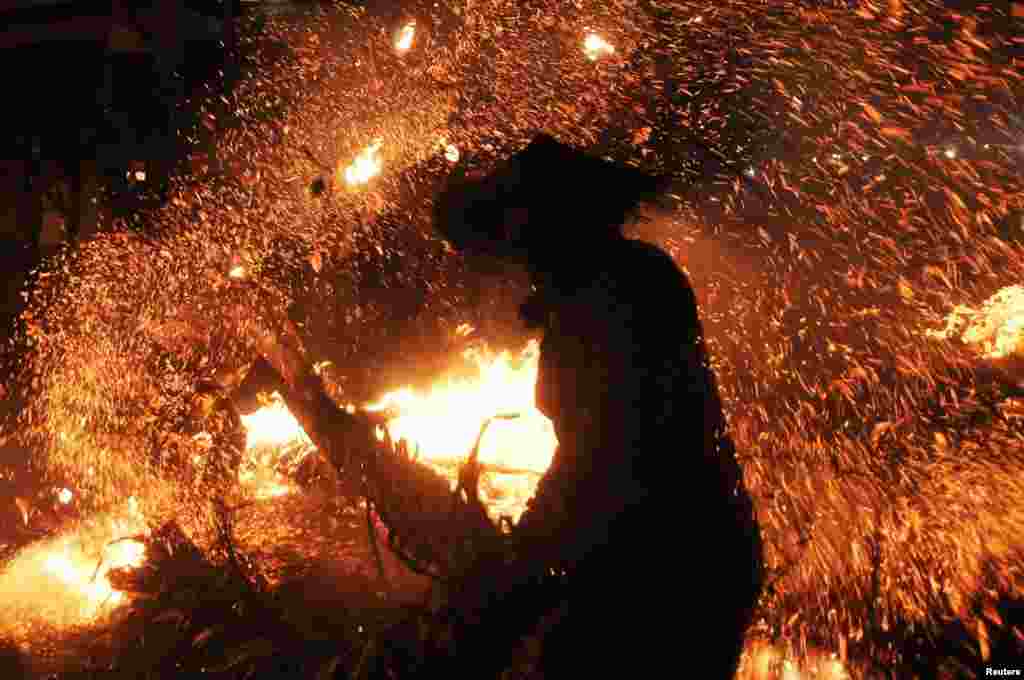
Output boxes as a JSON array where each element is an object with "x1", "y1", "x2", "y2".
[{"x1": 429, "y1": 134, "x2": 763, "y2": 678}]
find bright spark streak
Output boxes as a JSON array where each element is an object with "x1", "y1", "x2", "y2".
[
  {"x1": 395, "y1": 21, "x2": 416, "y2": 52},
  {"x1": 583, "y1": 33, "x2": 615, "y2": 60}
]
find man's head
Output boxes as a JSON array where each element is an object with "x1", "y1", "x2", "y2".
[{"x1": 434, "y1": 134, "x2": 666, "y2": 269}]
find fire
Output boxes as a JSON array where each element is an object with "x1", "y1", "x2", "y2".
[
  {"x1": 228, "y1": 265, "x2": 247, "y2": 279},
  {"x1": 0, "y1": 499, "x2": 148, "y2": 627},
  {"x1": 43, "y1": 536, "x2": 146, "y2": 610},
  {"x1": 394, "y1": 20, "x2": 416, "y2": 52},
  {"x1": 367, "y1": 340, "x2": 557, "y2": 523},
  {"x1": 230, "y1": 341, "x2": 555, "y2": 521},
  {"x1": 341, "y1": 139, "x2": 384, "y2": 187},
  {"x1": 238, "y1": 392, "x2": 316, "y2": 499},
  {"x1": 583, "y1": 33, "x2": 615, "y2": 60},
  {"x1": 927, "y1": 284, "x2": 1024, "y2": 359},
  {"x1": 738, "y1": 642, "x2": 850, "y2": 680}
]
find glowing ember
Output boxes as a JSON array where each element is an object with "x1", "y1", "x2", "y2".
[
  {"x1": 57, "y1": 487, "x2": 73, "y2": 504},
  {"x1": 394, "y1": 20, "x2": 416, "y2": 52},
  {"x1": 927, "y1": 284, "x2": 1024, "y2": 359},
  {"x1": 228, "y1": 265, "x2": 247, "y2": 279},
  {"x1": 366, "y1": 340, "x2": 557, "y2": 523},
  {"x1": 583, "y1": 33, "x2": 615, "y2": 60},
  {"x1": 341, "y1": 139, "x2": 384, "y2": 187},
  {"x1": 0, "y1": 500, "x2": 147, "y2": 627}
]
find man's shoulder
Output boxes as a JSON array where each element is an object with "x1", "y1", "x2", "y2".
[
  {"x1": 618, "y1": 238, "x2": 682, "y2": 270},
  {"x1": 606, "y1": 239, "x2": 693, "y2": 295}
]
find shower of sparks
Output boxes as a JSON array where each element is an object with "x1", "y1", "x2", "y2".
[
  {"x1": 341, "y1": 139, "x2": 384, "y2": 187},
  {"x1": 582, "y1": 33, "x2": 615, "y2": 60},
  {"x1": 394, "y1": 20, "x2": 416, "y2": 52},
  {"x1": 8, "y1": 0, "x2": 1024, "y2": 671}
]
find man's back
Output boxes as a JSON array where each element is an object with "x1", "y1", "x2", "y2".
[{"x1": 527, "y1": 238, "x2": 746, "y2": 522}]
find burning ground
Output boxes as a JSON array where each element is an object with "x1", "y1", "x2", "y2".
[{"x1": 2, "y1": 0, "x2": 1024, "y2": 677}]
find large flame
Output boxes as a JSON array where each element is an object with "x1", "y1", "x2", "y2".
[
  {"x1": 231, "y1": 341, "x2": 555, "y2": 521},
  {"x1": 0, "y1": 498, "x2": 148, "y2": 628},
  {"x1": 367, "y1": 339, "x2": 557, "y2": 523},
  {"x1": 927, "y1": 284, "x2": 1024, "y2": 359}
]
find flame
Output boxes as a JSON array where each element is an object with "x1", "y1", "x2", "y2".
[
  {"x1": 738, "y1": 642, "x2": 850, "y2": 680},
  {"x1": 341, "y1": 139, "x2": 384, "y2": 187},
  {"x1": 240, "y1": 394, "x2": 312, "y2": 450},
  {"x1": 583, "y1": 33, "x2": 615, "y2": 60},
  {"x1": 927, "y1": 284, "x2": 1024, "y2": 358},
  {"x1": 43, "y1": 536, "x2": 146, "y2": 609},
  {"x1": 367, "y1": 340, "x2": 557, "y2": 523},
  {"x1": 238, "y1": 392, "x2": 315, "y2": 499},
  {"x1": 0, "y1": 499, "x2": 147, "y2": 627},
  {"x1": 395, "y1": 21, "x2": 416, "y2": 52},
  {"x1": 228, "y1": 265, "x2": 247, "y2": 279}
]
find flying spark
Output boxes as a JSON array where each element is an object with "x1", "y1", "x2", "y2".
[
  {"x1": 342, "y1": 139, "x2": 384, "y2": 187},
  {"x1": 394, "y1": 21, "x2": 416, "y2": 52},
  {"x1": 583, "y1": 33, "x2": 615, "y2": 60}
]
